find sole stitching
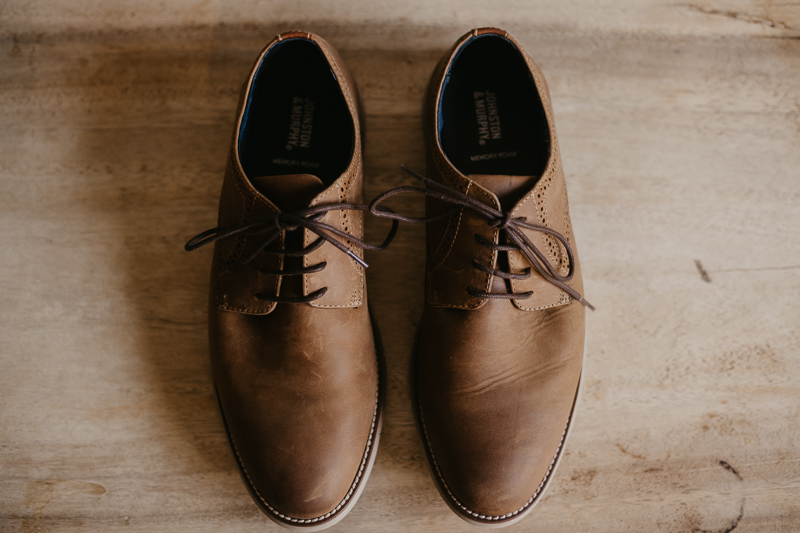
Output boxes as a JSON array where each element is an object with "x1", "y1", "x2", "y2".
[
  {"x1": 226, "y1": 382, "x2": 379, "y2": 525},
  {"x1": 417, "y1": 389, "x2": 571, "y2": 522}
]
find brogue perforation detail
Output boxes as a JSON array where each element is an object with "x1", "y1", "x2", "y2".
[
  {"x1": 369, "y1": 167, "x2": 593, "y2": 310},
  {"x1": 304, "y1": 41, "x2": 366, "y2": 309}
]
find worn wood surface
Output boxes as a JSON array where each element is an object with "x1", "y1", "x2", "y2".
[{"x1": 1, "y1": 1, "x2": 799, "y2": 531}]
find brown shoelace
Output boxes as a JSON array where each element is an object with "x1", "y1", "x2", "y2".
[
  {"x1": 185, "y1": 203, "x2": 398, "y2": 303},
  {"x1": 369, "y1": 166, "x2": 594, "y2": 310}
]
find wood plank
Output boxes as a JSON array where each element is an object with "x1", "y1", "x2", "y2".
[{"x1": 1, "y1": 8, "x2": 799, "y2": 532}]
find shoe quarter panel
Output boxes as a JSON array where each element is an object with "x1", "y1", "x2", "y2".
[
  {"x1": 212, "y1": 152, "x2": 283, "y2": 315},
  {"x1": 507, "y1": 37, "x2": 583, "y2": 311},
  {"x1": 303, "y1": 161, "x2": 366, "y2": 309},
  {"x1": 302, "y1": 33, "x2": 367, "y2": 310},
  {"x1": 425, "y1": 152, "x2": 500, "y2": 310}
]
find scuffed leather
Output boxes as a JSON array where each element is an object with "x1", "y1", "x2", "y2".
[
  {"x1": 416, "y1": 27, "x2": 586, "y2": 521},
  {"x1": 207, "y1": 32, "x2": 379, "y2": 522},
  {"x1": 417, "y1": 300, "x2": 583, "y2": 516},
  {"x1": 210, "y1": 302, "x2": 378, "y2": 519}
]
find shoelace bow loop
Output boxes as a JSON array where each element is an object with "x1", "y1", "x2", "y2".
[
  {"x1": 185, "y1": 202, "x2": 398, "y2": 304},
  {"x1": 369, "y1": 166, "x2": 594, "y2": 310}
]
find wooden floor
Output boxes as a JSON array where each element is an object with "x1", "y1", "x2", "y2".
[{"x1": 1, "y1": 1, "x2": 799, "y2": 531}]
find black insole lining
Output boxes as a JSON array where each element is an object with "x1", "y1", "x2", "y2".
[
  {"x1": 238, "y1": 39, "x2": 354, "y2": 186},
  {"x1": 439, "y1": 35, "x2": 550, "y2": 178}
]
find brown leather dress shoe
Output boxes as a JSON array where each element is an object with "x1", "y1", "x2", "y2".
[
  {"x1": 371, "y1": 28, "x2": 592, "y2": 527},
  {"x1": 185, "y1": 32, "x2": 395, "y2": 530}
]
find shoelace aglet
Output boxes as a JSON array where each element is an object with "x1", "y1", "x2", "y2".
[
  {"x1": 578, "y1": 296, "x2": 596, "y2": 312},
  {"x1": 347, "y1": 250, "x2": 369, "y2": 268}
]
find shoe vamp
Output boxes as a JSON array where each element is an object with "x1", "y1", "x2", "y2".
[
  {"x1": 210, "y1": 304, "x2": 378, "y2": 519},
  {"x1": 416, "y1": 299, "x2": 583, "y2": 516}
]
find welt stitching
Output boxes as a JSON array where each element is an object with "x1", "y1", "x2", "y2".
[
  {"x1": 229, "y1": 379, "x2": 379, "y2": 525},
  {"x1": 419, "y1": 399, "x2": 569, "y2": 521}
]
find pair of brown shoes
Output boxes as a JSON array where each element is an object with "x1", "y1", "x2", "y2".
[{"x1": 185, "y1": 27, "x2": 591, "y2": 530}]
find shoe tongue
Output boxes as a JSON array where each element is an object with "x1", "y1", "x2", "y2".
[
  {"x1": 470, "y1": 174, "x2": 536, "y2": 293},
  {"x1": 249, "y1": 174, "x2": 326, "y2": 212},
  {"x1": 468, "y1": 174, "x2": 536, "y2": 211}
]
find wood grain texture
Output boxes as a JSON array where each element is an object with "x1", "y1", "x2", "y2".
[{"x1": 1, "y1": 1, "x2": 799, "y2": 531}]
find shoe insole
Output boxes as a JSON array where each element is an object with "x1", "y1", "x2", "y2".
[
  {"x1": 439, "y1": 35, "x2": 550, "y2": 179},
  {"x1": 238, "y1": 39, "x2": 354, "y2": 187}
]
